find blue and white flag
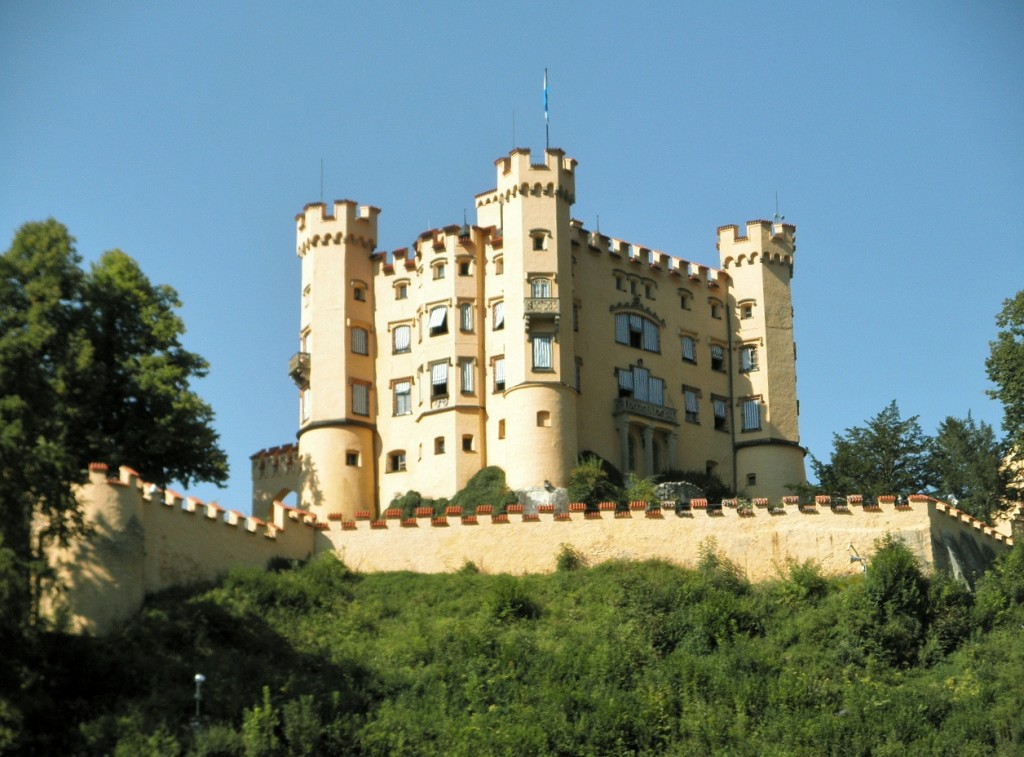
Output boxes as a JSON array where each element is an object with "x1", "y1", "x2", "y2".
[{"x1": 544, "y1": 68, "x2": 549, "y2": 124}]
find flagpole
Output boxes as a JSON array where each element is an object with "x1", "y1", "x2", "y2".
[{"x1": 544, "y1": 68, "x2": 549, "y2": 151}]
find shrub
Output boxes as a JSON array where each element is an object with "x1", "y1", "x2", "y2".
[
  {"x1": 567, "y1": 455, "x2": 620, "y2": 509},
  {"x1": 556, "y1": 544, "x2": 588, "y2": 572},
  {"x1": 489, "y1": 577, "x2": 542, "y2": 622},
  {"x1": 624, "y1": 473, "x2": 658, "y2": 505},
  {"x1": 450, "y1": 466, "x2": 517, "y2": 513}
]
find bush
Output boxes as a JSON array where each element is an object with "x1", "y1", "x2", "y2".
[
  {"x1": 556, "y1": 544, "x2": 587, "y2": 572},
  {"x1": 567, "y1": 455, "x2": 620, "y2": 508},
  {"x1": 451, "y1": 466, "x2": 517, "y2": 513},
  {"x1": 489, "y1": 577, "x2": 542, "y2": 622},
  {"x1": 624, "y1": 473, "x2": 658, "y2": 504}
]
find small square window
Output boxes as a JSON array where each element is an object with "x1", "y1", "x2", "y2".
[
  {"x1": 434, "y1": 437, "x2": 445, "y2": 455},
  {"x1": 746, "y1": 473, "x2": 757, "y2": 486},
  {"x1": 458, "y1": 261, "x2": 471, "y2": 276},
  {"x1": 497, "y1": 419, "x2": 506, "y2": 439},
  {"x1": 533, "y1": 235, "x2": 544, "y2": 251},
  {"x1": 353, "y1": 286, "x2": 366, "y2": 302},
  {"x1": 389, "y1": 452, "x2": 406, "y2": 472},
  {"x1": 462, "y1": 435, "x2": 473, "y2": 452},
  {"x1": 434, "y1": 263, "x2": 446, "y2": 280},
  {"x1": 740, "y1": 303, "x2": 753, "y2": 319},
  {"x1": 396, "y1": 284, "x2": 408, "y2": 300},
  {"x1": 346, "y1": 451, "x2": 359, "y2": 466},
  {"x1": 645, "y1": 284, "x2": 653, "y2": 299}
]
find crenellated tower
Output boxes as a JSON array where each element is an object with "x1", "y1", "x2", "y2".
[
  {"x1": 475, "y1": 148, "x2": 579, "y2": 491},
  {"x1": 289, "y1": 200, "x2": 380, "y2": 520},
  {"x1": 718, "y1": 220, "x2": 805, "y2": 496}
]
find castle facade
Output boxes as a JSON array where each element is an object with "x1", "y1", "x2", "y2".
[{"x1": 252, "y1": 147, "x2": 806, "y2": 520}]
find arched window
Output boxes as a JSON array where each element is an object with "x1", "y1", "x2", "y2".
[{"x1": 615, "y1": 313, "x2": 660, "y2": 353}]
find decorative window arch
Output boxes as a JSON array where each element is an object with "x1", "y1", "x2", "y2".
[{"x1": 615, "y1": 312, "x2": 660, "y2": 353}]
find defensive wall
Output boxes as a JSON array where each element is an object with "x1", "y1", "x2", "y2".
[{"x1": 51, "y1": 464, "x2": 1019, "y2": 636}]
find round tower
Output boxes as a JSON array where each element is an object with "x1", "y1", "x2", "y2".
[
  {"x1": 477, "y1": 148, "x2": 580, "y2": 491},
  {"x1": 718, "y1": 220, "x2": 806, "y2": 497},
  {"x1": 291, "y1": 201, "x2": 379, "y2": 520}
]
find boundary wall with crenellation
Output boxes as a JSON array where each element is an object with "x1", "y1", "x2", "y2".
[{"x1": 50, "y1": 466, "x2": 1016, "y2": 634}]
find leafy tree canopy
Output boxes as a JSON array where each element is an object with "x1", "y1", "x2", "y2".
[
  {"x1": 987, "y1": 290, "x2": 1024, "y2": 463},
  {"x1": 929, "y1": 413, "x2": 1008, "y2": 522},
  {"x1": 811, "y1": 400, "x2": 930, "y2": 497},
  {"x1": 0, "y1": 220, "x2": 227, "y2": 627}
]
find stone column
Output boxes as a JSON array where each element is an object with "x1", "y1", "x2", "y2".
[
  {"x1": 642, "y1": 426, "x2": 654, "y2": 477},
  {"x1": 618, "y1": 418, "x2": 630, "y2": 474}
]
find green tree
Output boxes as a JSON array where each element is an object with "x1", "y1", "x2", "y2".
[
  {"x1": 928, "y1": 414, "x2": 1008, "y2": 522},
  {"x1": 72, "y1": 249, "x2": 227, "y2": 487},
  {"x1": 0, "y1": 220, "x2": 90, "y2": 626},
  {"x1": 861, "y1": 534, "x2": 930, "y2": 666},
  {"x1": 986, "y1": 291, "x2": 1024, "y2": 465},
  {"x1": 0, "y1": 220, "x2": 227, "y2": 629},
  {"x1": 566, "y1": 455, "x2": 619, "y2": 508},
  {"x1": 811, "y1": 401, "x2": 930, "y2": 496}
]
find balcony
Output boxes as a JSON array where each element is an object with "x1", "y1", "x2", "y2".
[
  {"x1": 613, "y1": 397, "x2": 678, "y2": 425},
  {"x1": 524, "y1": 297, "x2": 559, "y2": 329},
  {"x1": 288, "y1": 352, "x2": 310, "y2": 389}
]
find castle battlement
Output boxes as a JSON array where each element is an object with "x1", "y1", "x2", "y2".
[
  {"x1": 49, "y1": 461, "x2": 1013, "y2": 635},
  {"x1": 295, "y1": 200, "x2": 380, "y2": 255}
]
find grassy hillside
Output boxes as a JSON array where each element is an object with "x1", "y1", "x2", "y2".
[{"x1": 4, "y1": 539, "x2": 1024, "y2": 755}]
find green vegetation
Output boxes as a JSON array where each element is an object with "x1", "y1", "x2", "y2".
[
  {"x1": 987, "y1": 290, "x2": 1024, "y2": 468},
  {"x1": 0, "y1": 220, "x2": 227, "y2": 637},
  {"x1": 809, "y1": 401, "x2": 1012, "y2": 523},
  {"x1": 3, "y1": 541, "x2": 1024, "y2": 754}
]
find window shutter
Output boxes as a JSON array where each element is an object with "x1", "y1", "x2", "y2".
[
  {"x1": 617, "y1": 368, "x2": 634, "y2": 391},
  {"x1": 494, "y1": 358, "x2": 505, "y2": 383},
  {"x1": 461, "y1": 361, "x2": 474, "y2": 393},
  {"x1": 711, "y1": 344, "x2": 724, "y2": 361},
  {"x1": 428, "y1": 306, "x2": 447, "y2": 329},
  {"x1": 649, "y1": 377, "x2": 664, "y2": 406},
  {"x1": 493, "y1": 301, "x2": 505, "y2": 329},
  {"x1": 713, "y1": 398, "x2": 727, "y2": 418},
  {"x1": 533, "y1": 337, "x2": 552, "y2": 369},
  {"x1": 352, "y1": 384, "x2": 369, "y2": 416},
  {"x1": 633, "y1": 366, "x2": 650, "y2": 402},
  {"x1": 393, "y1": 325, "x2": 411, "y2": 352},
  {"x1": 615, "y1": 313, "x2": 629, "y2": 343},
  {"x1": 460, "y1": 303, "x2": 473, "y2": 331},
  {"x1": 685, "y1": 390, "x2": 699, "y2": 414},
  {"x1": 682, "y1": 336, "x2": 696, "y2": 361},
  {"x1": 642, "y1": 319, "x2": 659, "y2": 352},
  {"x1": 352, "y1": 327, "x2": 368, "y2": 355},
  {"x1": 431, "y1": 362, "x2": 448, "y2": 385},
  {"x1": 743, "y1": 399, "x2": 761, "y2": 430}
]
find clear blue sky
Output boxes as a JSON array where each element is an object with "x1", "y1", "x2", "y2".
[{"x1": 2, "y1": 2, "x2": 1022, "y2": 513}]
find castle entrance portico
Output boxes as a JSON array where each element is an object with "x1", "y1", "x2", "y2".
[{"x1": 613, "y1": 399, "x2": 678, "y2": 477}]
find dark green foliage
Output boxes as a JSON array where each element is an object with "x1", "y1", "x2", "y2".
[
  {"x1": 566, "y1": 454, "x2": 619, "y2": 508},
  {"x1": 555, "y1": 543, "x2": 587, "y2": 571},
  {"x1": 929, "y1": 413, "x2": 1009, "y2": 522},
  {"x1": 812, "y1": 400, "x2": 931, "y2": 497},
  {"x1": 986, "y1": 290, "x2": 1024, "y2": 465},
  {"x1": 0, "y1": 220, "x2": 227, "y2": 635},
  {"x1": 856, "y1": 534, "x2": 930, "y2": 667},
  {"x1": 449, "y1": 465, "x2": 517, "y2": 513},
  {"x1": 7, "y1": 545, "x2": 1024, "y2": 754}
]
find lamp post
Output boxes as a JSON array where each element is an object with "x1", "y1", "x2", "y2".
[{"x1": 191, "y1": 673, "x2": 206, "y2": 735}]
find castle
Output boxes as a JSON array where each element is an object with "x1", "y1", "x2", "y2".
[
  {"x1": 251, "y1": 147, "x2": 806, "y2": 519},
  {"x1": 42, "y1": 146, "x2": 1016, "y2": 635}
]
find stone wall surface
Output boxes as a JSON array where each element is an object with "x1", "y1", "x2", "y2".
[{"x1": 46, "y1": 469, "x2": 1012, "y2": 635}]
